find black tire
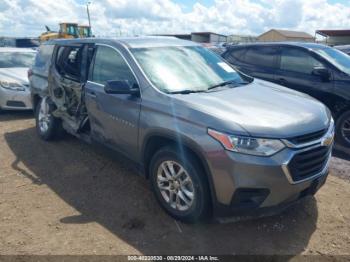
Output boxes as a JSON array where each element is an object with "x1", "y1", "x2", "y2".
[
  {"x1": 35, "y1": 97, "x2": 63, "y2": 141},
  {"x1": 336, "y1": 110, "x2": 350, "y2": 147},
  {"x1": 149, "y1": 146, "x2": 211, "y2": 223}
]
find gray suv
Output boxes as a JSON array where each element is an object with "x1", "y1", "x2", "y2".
[{"x1": 29, "y1": 37, "x2": 334, "y2": 223}]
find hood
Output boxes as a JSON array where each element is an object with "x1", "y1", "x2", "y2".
[
  {"x1": 0, "y1": 68, "x2": 29, "y2": 85},
  {"x1": 173, "y1": 79, "x2": 330, "y2": 138}
]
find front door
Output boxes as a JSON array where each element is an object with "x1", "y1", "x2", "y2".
[
  {"x1": 85, "y1": 45, "x2": 141, "y2": 159},
  {"x1": 274, "y1": 47, "x2": 334, "y2": 107}
]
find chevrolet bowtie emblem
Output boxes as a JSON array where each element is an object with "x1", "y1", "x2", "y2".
[{"x1": 321, "y1": 133, "x2": 334, "y2": 147}]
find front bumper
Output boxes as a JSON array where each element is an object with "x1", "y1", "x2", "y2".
[
  {"x1": 205, "y1": 126, "x2": 334, "y2": 219},
  {"x1": 215, "y1": 171, "x2": 328, "y2": 221},
  {"x1": 0, "y1": 86, "x2": 33, "y2": 110}
]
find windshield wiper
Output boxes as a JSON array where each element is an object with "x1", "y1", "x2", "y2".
[
  {"x1": 169, "y1": 89, "x2": 206, "y2": 94},
  {"x1": 169, "y1": 80, "x2": 251, "y2": 94},
  {"x1": 207, "y1": 80, "x2": 249, "y2": 91}
]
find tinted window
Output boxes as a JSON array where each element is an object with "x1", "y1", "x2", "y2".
[
  {"x1": 280, "y1": 48, "x2": 323, "y2": 74},
  {"x1": 225, "y1": 48, "x2": 247, "y2": 63},
  {"x1": 244, "y1": 47, "x2": 277, "y2": 67},
  {"x1": 34, "y1": 45, "x2": 54, "y2": 68},
  {"x1": 91, "y1": 46, "x2": 136, "y2": 86}
]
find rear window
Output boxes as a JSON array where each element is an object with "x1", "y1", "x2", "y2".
[
  {"x1": 34, "y1": 45, "x2": 54, "y2": 69},
  {"x1": 244, "y1": 47, "x2": 277, "y2": 68}
]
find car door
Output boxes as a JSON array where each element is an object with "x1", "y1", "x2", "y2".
[
  {"x1": 240, "y1": 46, "x2": 279, "y2": 82},
  {"x1": 85, "y1": 44, "x2": 141, "y2": 159},
  {"x1": 50, "y1": 44, "x2": 84, "y2": 113},
  {"x1": 274, "y1": 47, "x2": 334, "y2": 106},
  {"x1": 224, "y1": 46, "x2": 278, "y2": 82}
]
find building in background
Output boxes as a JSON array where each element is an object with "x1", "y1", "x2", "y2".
[
  {"x1": 154, "y1": 32, "x2": 227, "y2": 44},
  {"x1": 227, "y1": 34, "x2": 258, "y2": 44},
  {"x1": 316, "y1": 30, "x2": 350, "y2": 46},
  {"x1": 258, "y1": 29, "x2": 314, "y2": 42},
  {"x1": 153, "y1": 34, "x2": 192, "y2": 41},
  {"x1": 190, "y1": 32, "x2": 227, "y2": 44}
]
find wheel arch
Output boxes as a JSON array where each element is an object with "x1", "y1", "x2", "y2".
[
  {"x1": 334, "y1": 102, "x2": 350, "y2": 120},
  {"x1": 141, "y1": 131, "x2": 217, "y2": 206},
  {"x1": 32, "y1": 94, "x2": 42, "y2": 111}
]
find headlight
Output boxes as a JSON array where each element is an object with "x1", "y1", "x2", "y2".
[
  {"x1": 0, "y1": 80, "x2": 25, "y2": 91},
  {"x1": 208, "y1": 128, "x2": 285, "y2": 156}
]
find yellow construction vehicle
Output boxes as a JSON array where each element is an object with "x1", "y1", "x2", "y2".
[
  {"x1": 78, "y1": 25, "x2": 92, "y2": 38},
  {"x1": 39, "y1": 23, "x2": 79, "y2": 42}
]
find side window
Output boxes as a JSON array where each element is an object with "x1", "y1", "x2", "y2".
[
  {"x1": 55, "y1": 45, "x2": 83, "y2": 81},
  {"x1": 224, "y1": 48, "x2": 247, "y2": 64},
  {"x1": 244, "y1": 47, "x2": 277, "y2": 68},
  {"x1": 280, "y1": 48, "x2": 323, "y2": 74},
  {"x1": 34, "y1": 44, "x2": 54, "y2": 69},
  {"x1": 90, "y1": 46, "x2": 137, "y2": 86}
]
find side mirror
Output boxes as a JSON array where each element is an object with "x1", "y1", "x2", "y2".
[
  {"x1": 312, "y1": 67, "x2": 331, "y2": 81},
  {"x1": 104, "y1": 80, "x2": 139, "y2": 95}
]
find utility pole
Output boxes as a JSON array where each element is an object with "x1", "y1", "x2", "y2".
[{"x1": 86, "y1": 1, "x2": 92, "y2": 33}]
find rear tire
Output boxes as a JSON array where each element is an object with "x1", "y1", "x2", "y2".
[
  {"x1": 35, "y1": 97, "x2": 63, "y2": 141},
  {"x1": 336, "y1": 110, "x2": 350, "y2": 148},
  {"x1": 149, "y1": 146, "x2": 210, "y2": 223}
]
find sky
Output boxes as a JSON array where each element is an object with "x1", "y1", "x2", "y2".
[{"x1": 0, "y1": 0, "x2": 349, "y2": 37}]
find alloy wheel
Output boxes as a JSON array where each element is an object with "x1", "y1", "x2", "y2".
[
  {"x1": 38, "y1": 98, "x2": 51, "y2": 133},
  {"x1": 156, "y1": 160, "x2": 195, "y2": 211}
]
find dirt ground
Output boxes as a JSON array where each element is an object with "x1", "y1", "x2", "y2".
[{"x1": 0, "y1": 111, "x2": 349, "y2": 256}]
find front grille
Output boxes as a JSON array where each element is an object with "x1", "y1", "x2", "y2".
[
  {"x1": 288, "y1": 129, "x2": 327, "y2": 145},
  {"x1": 288, "y1": 146, "x2": 331, "y2": 182}
]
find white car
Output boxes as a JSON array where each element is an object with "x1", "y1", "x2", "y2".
[{"x1": 0, "y1": 47, "x2": 36, "y2": 110}]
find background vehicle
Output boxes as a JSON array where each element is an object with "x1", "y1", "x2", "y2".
[
  {"x1": 30, "y1": 38, "x2": 333, "y2": 223},
  {"x1": 335, "y1": 45, "x2": 350, "y2": 56},
  {"x1": 39, "y1": 23, "x2": 79, "y2": 42},
  {"x1": 0, "y1": 47, "x2": 36, "y2": 110},
  {"x1": 78, "y1": 25, "x2": 92, "y2": 38},
  {"x1": 222, "y1": 42, "x2": 350, "y2": 147}
]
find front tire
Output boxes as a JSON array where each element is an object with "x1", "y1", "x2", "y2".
[
  {"x1": 336, "y1": 110, "x2": 350, "y2": 147},
  {"x1": 35, "y1": 97, "x2": 63, "y2": 141},
  {"x1": 149, "y1": 146, "x2": 210, "y2": 223}
]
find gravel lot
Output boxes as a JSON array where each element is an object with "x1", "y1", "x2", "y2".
[{"x1": 0, "y1": 111, "x2": 349, "y2": 256}]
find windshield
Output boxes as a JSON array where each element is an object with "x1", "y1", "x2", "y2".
[
  {"x1": 66, "y1": 25, "x2": 78, "y2": 36},
  {"x1": 313, "y1": 47, "x2": 350, "y2": 75},
  {"x1": 131, "y1": 46, "x2": 249, "y2": 93},
  {"x1": 0, "y1": 52, "x2": 36, "y2": 68}
]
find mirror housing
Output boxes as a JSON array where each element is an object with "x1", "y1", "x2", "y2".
[
  {"x1": 312, "y1": 67, "x2": 331, "y2": 81},
  {"x1": 104, "y1": 80, "x2": 139, "y2": 95}
]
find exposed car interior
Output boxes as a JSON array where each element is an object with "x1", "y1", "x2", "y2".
[{"x1": 50, "y1": 44, "x2": 92, "y2": 135}]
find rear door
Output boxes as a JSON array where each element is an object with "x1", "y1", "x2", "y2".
[
  {"x1": 50, "y1": 44, "x2": 84, "y2": 112},
  {"x1": 224, "y1": 46, "x2": 278, "y2": 82},
  {"x1": 274, "y1": 47, "x2": 334, "y2": 105},
  {"x1": 85, "y1": 44, "x2": 141, "y2": 159}
]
